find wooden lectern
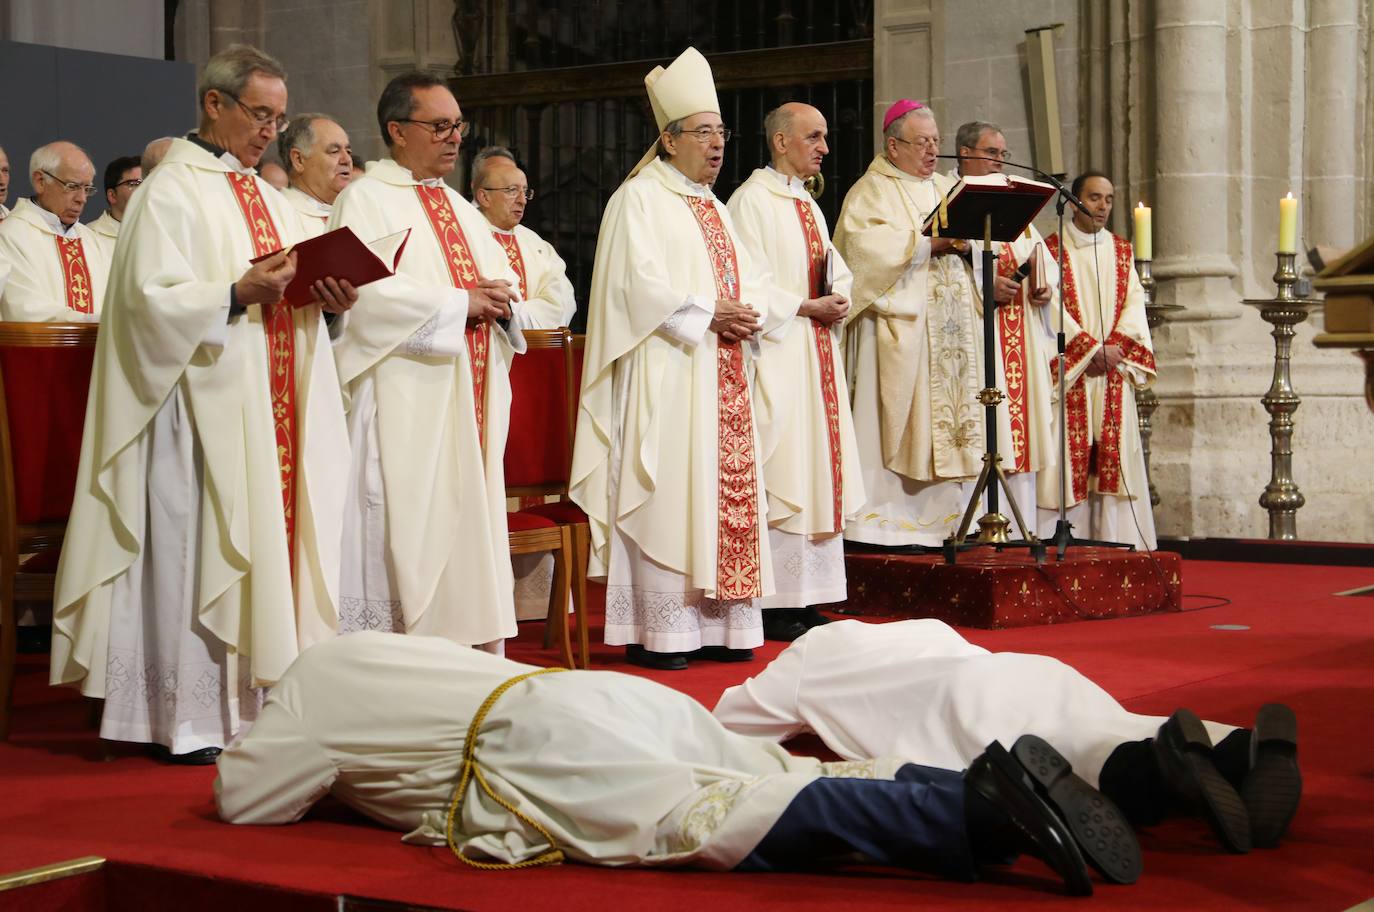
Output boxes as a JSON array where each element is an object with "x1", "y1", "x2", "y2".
[{"x1": 1312, "y1": 234, "x2": 1374, "y2": 415}]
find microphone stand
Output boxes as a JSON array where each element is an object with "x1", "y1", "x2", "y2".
[{"x1": 938, "y1": 155, "x2": 1134, "y2": 559}]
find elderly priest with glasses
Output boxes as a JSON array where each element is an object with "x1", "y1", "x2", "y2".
[
  {"x1": 330, "y1": 72, "x2": 528, "y2": 651},
  {"x1": 50, "y1": 44, "x2": 355, "y2": 764},
  {"x1": 0, "y1": 141, "x2": 110, "y2": 321},
  {"x1": 571, "y1": 48, "x2": 792, "y2": 670}
]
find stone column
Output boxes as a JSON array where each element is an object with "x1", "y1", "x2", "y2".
[
  {"x1": 209, "y1": 0, "x2": 264, "y2": 53},
  {"x1": 1304, "y1": 0, "x2": 1362, "y2": 250}
]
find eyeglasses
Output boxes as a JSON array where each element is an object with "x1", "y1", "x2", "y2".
[
  {"x1": 677, "y1": 126, "x2": 732, "y2": 142},
  {"x1": 221, "y1": 91, "x2": 289, "y2": 133},
  {"x1": 113, "y1": 178, "x2": 143, "y2": 190},
  {"x1": 893, "y1": 135, "x2": 940, "y2": 152},
  {"x1": 397, "y1": 119, "x2": 470, "y2": 141},
  {"x1": 973, "y1": 146, "x2": 1011, "y2": 161},
  {"x1": 40, "y1": 170, "x2": 96, "y2": 195},
  {"x1": 482, "y1": 185, "x2": 534, "y2": 201}
]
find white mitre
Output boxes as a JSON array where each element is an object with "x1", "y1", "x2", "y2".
[{"x1": 626, "y1": 46, "x2": 721, "y2": 180}]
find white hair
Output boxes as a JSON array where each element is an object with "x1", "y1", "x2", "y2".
[{"x1": 29, "y1": 142, "x2": 90, "y2": 178}]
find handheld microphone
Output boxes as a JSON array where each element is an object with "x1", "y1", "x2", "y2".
[{"x1": 936, "y1": 154, "x2": 1094, "y2": 218}]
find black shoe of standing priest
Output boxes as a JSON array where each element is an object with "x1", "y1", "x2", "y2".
[
  {"x1": 763, "y1": 609, "x2": 808, "y2": 642},
  {"x1": 147, "y1": 744, "x2": 222, "y2": 766},
  {"x1": 625, "y1": 644, "x2": 688, "y2": 671}
]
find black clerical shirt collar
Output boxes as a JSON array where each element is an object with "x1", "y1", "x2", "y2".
[{"x1": 186, "y1": 132, "x2": 228, "y2": 158}]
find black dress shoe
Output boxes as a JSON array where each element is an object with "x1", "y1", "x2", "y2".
[
  {"x1": 965, "y1": 740, "x2": 1093, "y2": 897},
  {"x1": 763, "y1": 611, "x2": 808, "y2": 642},
  {"x1": 687, "y1": 645, "x2": 754, "y2": 662},
  {"x1": 1153, "y1": 708, "x2": 1251, "y2": 853},
  {"x1": 798, "y1": 606, "x2": 832, "y2": 628},
  {"x1": 147, "y1": 744, "x2": 223, "y2": 766},
  {"x1": 625, "y1": 644, "x2": 688, "y2": 671},
  {"x1": 1011, "y1": 735, "x2": 1142, "y2": 885},
  {"x1": 1244, "y1": 703, "x2": 1301, "y2": 848}
]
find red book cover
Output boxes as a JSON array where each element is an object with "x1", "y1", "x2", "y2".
[{"x1": 251, "y1": 227, "x2": 411, "y2": 308}]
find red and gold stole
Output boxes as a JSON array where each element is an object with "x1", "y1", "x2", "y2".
[
  {"x1": 792, "y1": 197, "x2": 844, "y2": 533},
  {"x1": 414, "y1": 186, "x2": 491, "y2": 449},
  {"x1": 225, "y1": 172, "x2": 298, "y2": 571},
  {"x1": 684, "y1": 195, "x2": 762, "y2": 601},
  {"x1": 994, "y1": 242, "x2": 1031, "y2": 473},
  {"x1": 53, "y1": 236, "x2": 95, "y2": 314},
  {"x1": 1043, "y1": 232, "x2": 1156, "y2": 500},
  {"x1": 492, "y1": 231, "x2": 529, "y2": 300}
]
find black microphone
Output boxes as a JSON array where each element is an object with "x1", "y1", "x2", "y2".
[{"x1": 936, "y1": 154, "x2": 1093, "y2": 218}]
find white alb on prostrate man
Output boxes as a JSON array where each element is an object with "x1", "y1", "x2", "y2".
[
  {"x1": 951, "y1": 120, "x2": 1059, "y2": 521},
  {"x1": 1037, "y1": 171, "x2": 1156, "y2": 550},
  {"x1": 835, "y1": 100, "x2": 984, "y2": 548},
  {"x1": 471, "y1": 146, "x2": 575, "y2": 329},
  {"x1": 86, "y1": 155, "x2": 142, "y2": 263},
  {"x1": 0, "y1": 142, "x2": 110, "y2": 321},
  {"x1": 571, "y1": 48, "x2": 788, "y2": 670},
  {"x1": 51, "y1": 45, "x2": 355, "y2": 763},
  {"x1": 331, "y1": 71, "x2": 526, "y2": 648},
  {"x1": 726, "y1": 103, "x2": 863, "y2": 642},
  {"x1": 278, "y1": 114, "x2": 353, "y2": 237}
]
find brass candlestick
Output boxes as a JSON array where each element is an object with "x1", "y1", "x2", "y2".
[
  {"x1": 1242, "y1": 252, "x2": 1322, "y2": 540},
  {"x1": 1134, "y1": 259, "x2": 1182, "y2": 506}
]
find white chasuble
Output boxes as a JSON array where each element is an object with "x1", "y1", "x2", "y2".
[
  {"x1": 280, "y1": 186, "x2": 332, "y2": 239},
  {"x1": 330, "y1": 159, "x2": 527, "y2": 646},
  {"x1": 834, "y1": 156, "x2": 983, "y2": 547},
  {"x1": 0, "y1": 197, "x2": 109, "y2": 321},
  {"x1": 490, "y1": 223, "x2": 576, "y2": 329},
  {"x1": 712, "y1": 619, "x2": 1235, "y2": 788},
  {"x1": 570, "y1": 159, "x2": 781, "y2": 651},
  {"x1": 50, "y1": 138, "x2": 349, "y2": 752},
  {"x1": 86, "y1": 210, "x2": 121, "y2": 265},
  {"x1": 726, "y1": 167, "x2": 863, "y2": 608},
  {"x1": 216, "y1": 631, "x2": 910, "y2": 867},
  {"x1": 1037, "y1": 224, "x2": 1156, "y2": 550}
]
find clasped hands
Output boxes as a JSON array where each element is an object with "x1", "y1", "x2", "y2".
[
  {"x1": 1085, "y1": 343, "x2": 1125, "y2": 377},
  {"x1": 466, "y1": 279, "x2": 516, "y2": 324},
  {"x1": 711, "y1": 299, "x2": 763, "y2": 343},
  {"x1": 992, "y1": 275, "x2": 1051, "y2": 307},
  {"x1": 234, "y1": 249, "x2": 358, "y2": 314}
]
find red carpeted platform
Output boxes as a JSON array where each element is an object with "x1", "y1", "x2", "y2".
[
  {"x1": 838, "y1": 546, "x2": 1182, "y2": 627},
  {"x1": 3, "y1": 559, "x2": 1373, "y2": 911}
]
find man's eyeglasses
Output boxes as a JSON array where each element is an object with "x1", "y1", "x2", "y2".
[
  {"x1": 40, "y1": 170, "x2": 96, "y2": 195},
  {"x1": 221, "y1": 91, "x2": 289, "y2": 133},
  {"x1": 397, "y1": 119, "x2": 470, "y2": 141},
  {"x1": 676, "y1": 126, "x2": 732, "y2": 143},
  {"x1": 482, "y1": 185, "x2": 534, "y2": 201},
  {"x1": 893, "y1": 135, "x2": 940, "y2": 152},
  {"x1": 972, "y1": 146, "x2": 1012, "y2": 161},
  {"x1": 113, "y1": 178, "x2": 143, "y2": 190}
]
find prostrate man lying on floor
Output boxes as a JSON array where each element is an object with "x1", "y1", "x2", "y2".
[
  {"x1": 215, "y1": 631, "x2": 1144, "y2": 896},
  {"x1": 712, "y1": 619, "x2": 1302, "y2": 853}
]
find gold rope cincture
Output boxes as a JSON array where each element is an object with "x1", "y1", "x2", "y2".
[{"x1": 444, "y1": 667, "x2": 570, "y2": 869}]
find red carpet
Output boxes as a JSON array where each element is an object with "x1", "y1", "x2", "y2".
[{"x1": 3, "y1": 559, "x2": 1373, "y2": 910}]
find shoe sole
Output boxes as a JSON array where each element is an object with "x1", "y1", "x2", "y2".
[
  {"x1": 1246, "y1": 703, "x2": 1301, "y2": 848},
  {"x1": 981, "y1": 741, "x2": 1094, "y2": 897},
  {"x1": 1012, "y1": 735, "x2": 1142, "y2": 885},
  {"x1": 1158, "y1": 709, "x2": 1252, "y2": 853}
]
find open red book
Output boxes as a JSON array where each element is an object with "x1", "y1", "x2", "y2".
[{"x1": 251, "y1": 227, "x2": 411, "y2": 308}]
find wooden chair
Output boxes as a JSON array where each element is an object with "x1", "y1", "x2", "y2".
[
  {"x1": 0, "y1": 322, "x2": 99, "y2": 740},
  {"x1": 505, "y1": 327, "x2": 591, "y2": 669}
]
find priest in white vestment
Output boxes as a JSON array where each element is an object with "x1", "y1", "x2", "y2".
[
  {"x1": 951, "y1": 120, "x2": 1059, "y2": 526},
  {"x1": 86, "y1": 155, "x2": 142, "y2": 263},
  {"x1": 0, "y1": 144, "x2": 10, "y2": 221},
  {"x1": 0, "y1": 142, "x2": 109, "y2": 322},
  {"x1": 1036, "y1": 172, "x2": 1157, "y2": 550},
  {"x1": 714, "y1": 618, "x2": 1301, "y2": 853},
  {"x1": 331, "y1": 72, "x2": 527, "y2": 648},
  {"x1": 726, "y1": 103, "x2": 863, "y2": 641},
  {"x1": 835, "y1": 101, "x2": 985, "y2": 548},
  {"x1": 215, "y1": 630, "x2": 1135, "y2": 893},
  {"x1": 51, "y1": 46, "x2": 354, "y2": 762},
  {"x1": 277, "y1": 114, "x2": 353, "y2": 238},
  {"x1": 570, "y1": 49, "x2": 791, "y2": 670}
]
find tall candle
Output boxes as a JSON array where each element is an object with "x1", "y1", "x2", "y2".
[
  {"x1": 1133, "y1": 202, "x2": 1152, "y2": 260},
  {"x1": 1278, "y1": 192, "x2": 1298, "y2": 254}
]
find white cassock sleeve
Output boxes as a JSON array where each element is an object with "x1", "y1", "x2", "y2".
[
  {"x1": 710, "y1": 638, "x2": 809, "y2": 741},
  {"x1": 659, "y1": 294, "x2": 715, "y2": 346},
  {"x1": 214, "y1": 702, "x2": 337, "y2": 825}
]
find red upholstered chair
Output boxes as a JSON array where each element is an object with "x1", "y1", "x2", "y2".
[
  {"x1": 505, "y1": 328, "x2": 591, "y2": 669},
  {"x1": 0, "y1": 322, "x2": 99, "y2": 740}
]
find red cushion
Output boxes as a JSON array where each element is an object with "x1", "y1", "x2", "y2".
[
  {"x1": 0, "y1": 343, "x2": 96, "y2": 525},
  {"x1": 522, "y1": 501, "x2": 587, "y2": 526},
  {"x1": 506, "y1": 510, "x2": 559, "y2": 532}
]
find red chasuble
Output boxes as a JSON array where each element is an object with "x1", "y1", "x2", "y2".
[
  {"x1": 792, "y1": 197, "x2": 845, "y2": 533},
  {"x1": 684, "y1": 195, "x2": 763, "y2": 600},
  {"x1": 1044, "y1": 232, "x2": 1156, "y2": 502},
  {"x1": 414, "y1": 186, "x2": 491, "y2": 449},
  {"x1": 53, "y1": 236, "x2": 96, "y2": 314},
  {"x1": 492, "y1": 231, "x2": 529, "y2": 300},
  {"x1": 225, "y1": 172, "x2": 298, "y2": 571}
]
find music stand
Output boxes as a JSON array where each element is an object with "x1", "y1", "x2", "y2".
[{"x1": 921, "y1": 175, "x2": 1055, "y2": 564}]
